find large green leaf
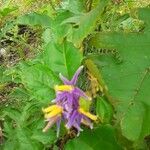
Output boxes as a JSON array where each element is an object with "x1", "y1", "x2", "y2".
[
  {"x1": 42, "y1": 40, "x2": 83, "y2": 79},
  {"x1": 89, "y1": 8, "x2": 150, "y2": 141},
  {"x1": 65, "y1": 125, "x2": 122, "y2": 150}
]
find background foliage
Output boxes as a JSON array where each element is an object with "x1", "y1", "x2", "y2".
[{"x1": 0, "y1": 0, "x2": 150, "y2": 150}]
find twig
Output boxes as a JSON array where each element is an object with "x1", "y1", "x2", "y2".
[
  {"x1": 49, "y1": 128, "x2": 77, "y2": 150},
  {"x1": 0, "y1": 123, "x2": 3, "y2": 145}
]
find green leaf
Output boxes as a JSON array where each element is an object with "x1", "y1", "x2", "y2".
[
  {"x1": 15, "y1": 128, "x2": 40, "y2": 150},
  {"x1": 65, "y1": 0, "x2": 86, "y2": 14},
  {"x1": 42, "y1": 28, "x2": 51, "y2": 44},
  {"x1": 79, "y1": 97, "x2": 92, "y2": 111},
  {"x1": 139, "y1": 8, "x2": 150, "y2": 31},
  {"x1": 30, "y1": 118, "x2": 56, "y2": 145},
  {"x1": 4, "y1": 127, "x2": 42, "y2": 150},
  {"x1": 66, "y1": 139, "x2": 93, "y2": 150},
  {"x1": 51, "y1": 10, "x2": 73, "y2": 43},
  {"x1": 19, "y1": 102, "x2": 40, "y2": 126},
  {"x1": 65, "y1": 125, "x2": 122, "y2": 150},
  {"x1": 89, "y1": 8, "x2": 150, "y2": 141},
  {"x1": 4, "y1": 109, "x2": 21, "y2": 124},
  {"x1": 0, "y1": 7, "x2": 18, "y2": 17},
  {"x1": 3, "y1": 104, "x2": 47, "y2": 149},
  {"x1": 121, "y1": 102, "x2": 150, "y2": 141},
  {"x1": 17, "y1": 12, "x2": 51, "y2": 27},
  {"x1": 96, "y1": 97, "x2": 113, "y2": 123},
  {"x1": 19, "y1": 62, "x2": 61, "y2": 102},
  {"x1": 67, "y1": 0, "x2": 108, "y2": 46},
  {"x1": 31, "y1": 129, "x2": 55, "y2": 145},
  {"x1": 43, "y1": 40, "x2": 83, "y2": 79}
]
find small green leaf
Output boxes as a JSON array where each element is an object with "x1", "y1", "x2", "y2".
[
  {"x1": 79, "y1": 97, "x2": 92, "y2": 111},
  {"x1": 4, "y1": 109, "x2": 21, "y2": 124},
  {"x1": 17, "y1": 12, "x2": 51, "y2": 27},
  {"x1": 96, "y1": 97, "x2": 113, "y2": 123},
  {"x1": 0, "y1": 7, "x2": 18, "y2": 17}
]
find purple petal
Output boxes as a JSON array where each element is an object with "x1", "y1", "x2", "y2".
[
  {"x1": 70, "y1": 66, "x2": 84, "y2": 85},
  {"x1": 56, "y1": 118, "x2": 61, "y2": 137},
  {"x1": 73, "y1": 87, "x2": 90, "y2": 100},
  {"x1": 73, "y1": 122, "x2": 83, "y2": 135},
  {"x1": 55, "y1": 92, "x2": 67, "y2": 104},
  {"x1": 76, "y1": 114, "x2": 82, "y2": 124},
  {"x1": 63, "y1": 111, "x2": 69, "y2": 119},
  {"x1": 59, "y1": 73, "x2": 70, "y2": 84},
  {"x1": 72, "y1": 95, "x2": 79, "y2": 109},
  {"x1": 63, "y1": 103, "x2": 72, "y2": 112},
  {"x1": 67, "y1": 93, "x2": 73, "y2": 106},
  {"x1": 66, "y1": 110, "x2": 78, "y2": 128}
]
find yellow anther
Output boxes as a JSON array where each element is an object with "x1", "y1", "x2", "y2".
[
  {"x1": 78, "y1": 108, "x2": 97, "y2": 121},
  {"x1": 44, "y1": 106, "x2": 63, "y2": 118},
  {"x1": 54, "y1": 85, "x2": 74, "y2": 92},
  {"x1": 42, "y1": 105, "x2": 58, "y2": 113}
]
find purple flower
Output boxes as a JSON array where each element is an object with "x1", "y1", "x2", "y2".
[
  {"x1": 42, "y1": 104, "x2": 62, "y2": 137},
  {"x1": 65, "y1": 107, "x2": 97, "y2": 134},
  {"x1": 54, "y1": 66, "x2": 91, "y2": 103},
  {"x1": 43, "y1": 66, "x2": 97, "y2": 137}
]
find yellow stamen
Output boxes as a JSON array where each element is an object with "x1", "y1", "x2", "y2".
[
  {"x1": 78, "y1": 108, "x2": 97, "y2": 121},
  {"x1": 54, "y1": 85, "x2": 74, "y2": 92},
  {"x1": 44, "y1": 106, "x2": 63, "y2": 118},
  {"x1": 42, "y1": 105, "x2": 58, "y2": 113}
]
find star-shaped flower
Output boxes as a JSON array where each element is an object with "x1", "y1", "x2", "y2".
[{"x1": 43, "y1": 66, "x2": 97, "y2": 136}]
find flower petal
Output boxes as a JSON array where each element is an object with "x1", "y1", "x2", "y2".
[
  {"x1": 66, "y1": 110, "x2": 78, "y2": 128},
  {"x1": 59, "y1": 73, "x2": 70, "y2": 84},
  {"x1": 70, "y1": 66, "x2": 84, "y2": 85},
  {"x1": 73, "y1": 87, "x2": 91, "y2": 100},
  {"x1": 43, "y1": 115, "x2": 59, "y2": 132},
  {"x1": 56, "y1": 118, "x2": 61, "y2": 137},
  {"x1": 73, "y1": 122, "x2": 83, "y2": 136}
]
